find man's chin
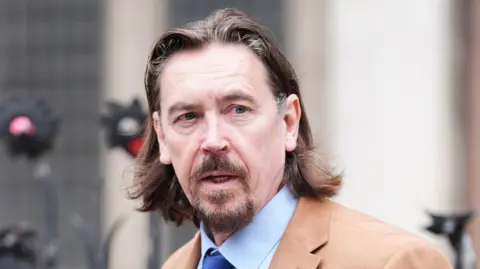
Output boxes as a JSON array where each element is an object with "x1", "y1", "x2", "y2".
[
  {"x1": 193, "y1": 198, "x2": 255, "y2": 233},
  {"x1": 195, "y1": 184, "x2": 244, "y2": 205},
  {"x1": 197, "y1": 196, "x2": 246, "y2": 215}
]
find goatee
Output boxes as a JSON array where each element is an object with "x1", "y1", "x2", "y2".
[{"x1": 190, "y1": 155, "x2": 254, "y2": 234}]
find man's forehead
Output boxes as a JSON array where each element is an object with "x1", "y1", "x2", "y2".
[
  {"x1": 161, "y1": 43, "x2": 256, "y2": 79},
  {"x1": 159, "y1": 43, "x2": 269, "y2": 102},
  {"x1": 162, "y1": 69, "x2": 252, "y2": 89}
]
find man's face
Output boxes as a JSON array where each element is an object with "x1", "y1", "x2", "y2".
[{"x1": 153, "y1": 43, "x2": 300, "y2": 233}]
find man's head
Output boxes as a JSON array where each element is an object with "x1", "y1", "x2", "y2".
[{"x1": 131, "y1": 8, "x2": 342, "y2": 233}]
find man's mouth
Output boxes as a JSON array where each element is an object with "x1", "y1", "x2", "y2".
[
  {"x1": 203, "y1": 176, "x2": 236, "y2": 183},
  {"x1": 200, "y1": 172, "x2": 238, "y2": 183}
]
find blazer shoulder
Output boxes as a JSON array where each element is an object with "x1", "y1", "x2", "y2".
[
  {"x1": 321, "y1": 201, "x2": 451, "y2": 268},
  {"x1": 329, "y1": 201, "x2": 430, "y2": 243},
  {"x1": 383, "y1": 240, "x2": 452, "y2": 268}
]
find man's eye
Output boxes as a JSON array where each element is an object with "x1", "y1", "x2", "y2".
[
  {"x1": 232, "y1": 105, "x2": 248, "y2": 114},
  {"x1": 177, "y1": 112, "x2": 197, "y2": 121}
]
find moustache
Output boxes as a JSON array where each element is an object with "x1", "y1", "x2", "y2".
[{"x1": 191, "y1": 155, "x2": 247, "y2": 182}]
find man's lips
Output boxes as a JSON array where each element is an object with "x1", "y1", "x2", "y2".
[{"x1": 199, "y1": 171, "x2": 239, "y2": 182}]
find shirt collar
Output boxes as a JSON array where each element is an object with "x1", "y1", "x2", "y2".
[{"x1": 199, "y1": 186, "x2": 298, "y2": 268}]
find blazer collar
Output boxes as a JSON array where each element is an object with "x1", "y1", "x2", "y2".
[
  {"x1": 268, "y1": 196, "x2": 332, "y2": 269},
  {"x1": 170, "y1": 232, "x2": 201, "y2": 269},
  {"x1": 172, "y1": 196, "x2": 332, "y2": 269}
]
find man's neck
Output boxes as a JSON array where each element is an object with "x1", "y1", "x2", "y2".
[
  {"x1": 213, "y1": 232, "x2": 233, "y2": 246},
  {"x1": 204, "y1": 227, "x2": 235, "y2": 246}
]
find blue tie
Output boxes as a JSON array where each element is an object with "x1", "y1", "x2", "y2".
[{"x1": 202, "y1": 249, "x2": 234, "y2": 269}]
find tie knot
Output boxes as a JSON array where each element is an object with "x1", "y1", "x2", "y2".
[{"x1": 202, "y1": 248, "x2": 234, "y2": 269}]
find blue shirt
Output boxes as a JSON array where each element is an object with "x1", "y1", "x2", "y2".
[{"x1": 197, "y1": 186, "x2": 298, "y2": 269}]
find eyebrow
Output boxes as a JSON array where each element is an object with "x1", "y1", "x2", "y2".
[
  {"x1": 166, "y1": 90, "x2": 258, "y2": 118},
  {"x1": 220, "y1": 90, "x2": 257, "y2": 106},
  {"x1": 167, "y1": 102, "x2": 201, "y2": 118}
]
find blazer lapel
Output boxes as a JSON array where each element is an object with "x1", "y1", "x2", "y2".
[
  {"x1": 170, "y1": 232, "x2": 201, "y2": 269},
  {"x1": 269, "y1": 197, "x2": 333, "y2": 269}
]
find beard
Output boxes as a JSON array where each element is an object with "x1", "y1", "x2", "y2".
[{"x1": 190, "y1": 155, "x2": 255, "y2": 234}]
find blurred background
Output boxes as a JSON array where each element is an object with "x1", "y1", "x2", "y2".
[{"x1": 0, "y1": 0, "x2": 479, "y2": 268}]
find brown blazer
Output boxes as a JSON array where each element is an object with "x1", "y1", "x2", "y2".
[{"x1": 161, "y1": 196, "x2": 453, "y2": 269}]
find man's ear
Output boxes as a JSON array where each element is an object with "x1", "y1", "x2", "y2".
[
  {"x1": 153, "y1": 111, "x2": 172, "y2": 165},
  {"x1": 283, "y1": 94, "x2": 301, "y2": 152}
]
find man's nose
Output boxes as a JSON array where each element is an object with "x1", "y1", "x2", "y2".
[{"x1": 200, "y1": 120, "x2": 230, "y2": 155}]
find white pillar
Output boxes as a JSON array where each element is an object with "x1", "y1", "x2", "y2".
[
  {"x1": 284, "y1": 0, "x2": 331, "y2": 145},
  {"x1": 101, "y1": 1, "x2": 169, "y2": 268},
  {"x1": 326, "y1": 0, "x2": 465, "y2": 258}
]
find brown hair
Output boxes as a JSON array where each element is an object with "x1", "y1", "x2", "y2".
[{"x1": 129, "y1": 8, "x2": 342, "y2": 226}]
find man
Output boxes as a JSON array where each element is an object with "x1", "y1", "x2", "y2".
[{"x1": 131, "y1": 8, "x2": 452, "y2": 269}]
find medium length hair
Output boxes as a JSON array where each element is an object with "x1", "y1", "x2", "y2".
[{"x1": 130, "y1": 8, "x2": 342, "y2": 226}]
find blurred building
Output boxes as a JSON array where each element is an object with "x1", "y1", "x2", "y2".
[
  {"x1": 0, "y1": 0, "x2": 478, "y2": 269},
  {"x1": 0, "y1": 1, "x2": 102, "y2": 268}
]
